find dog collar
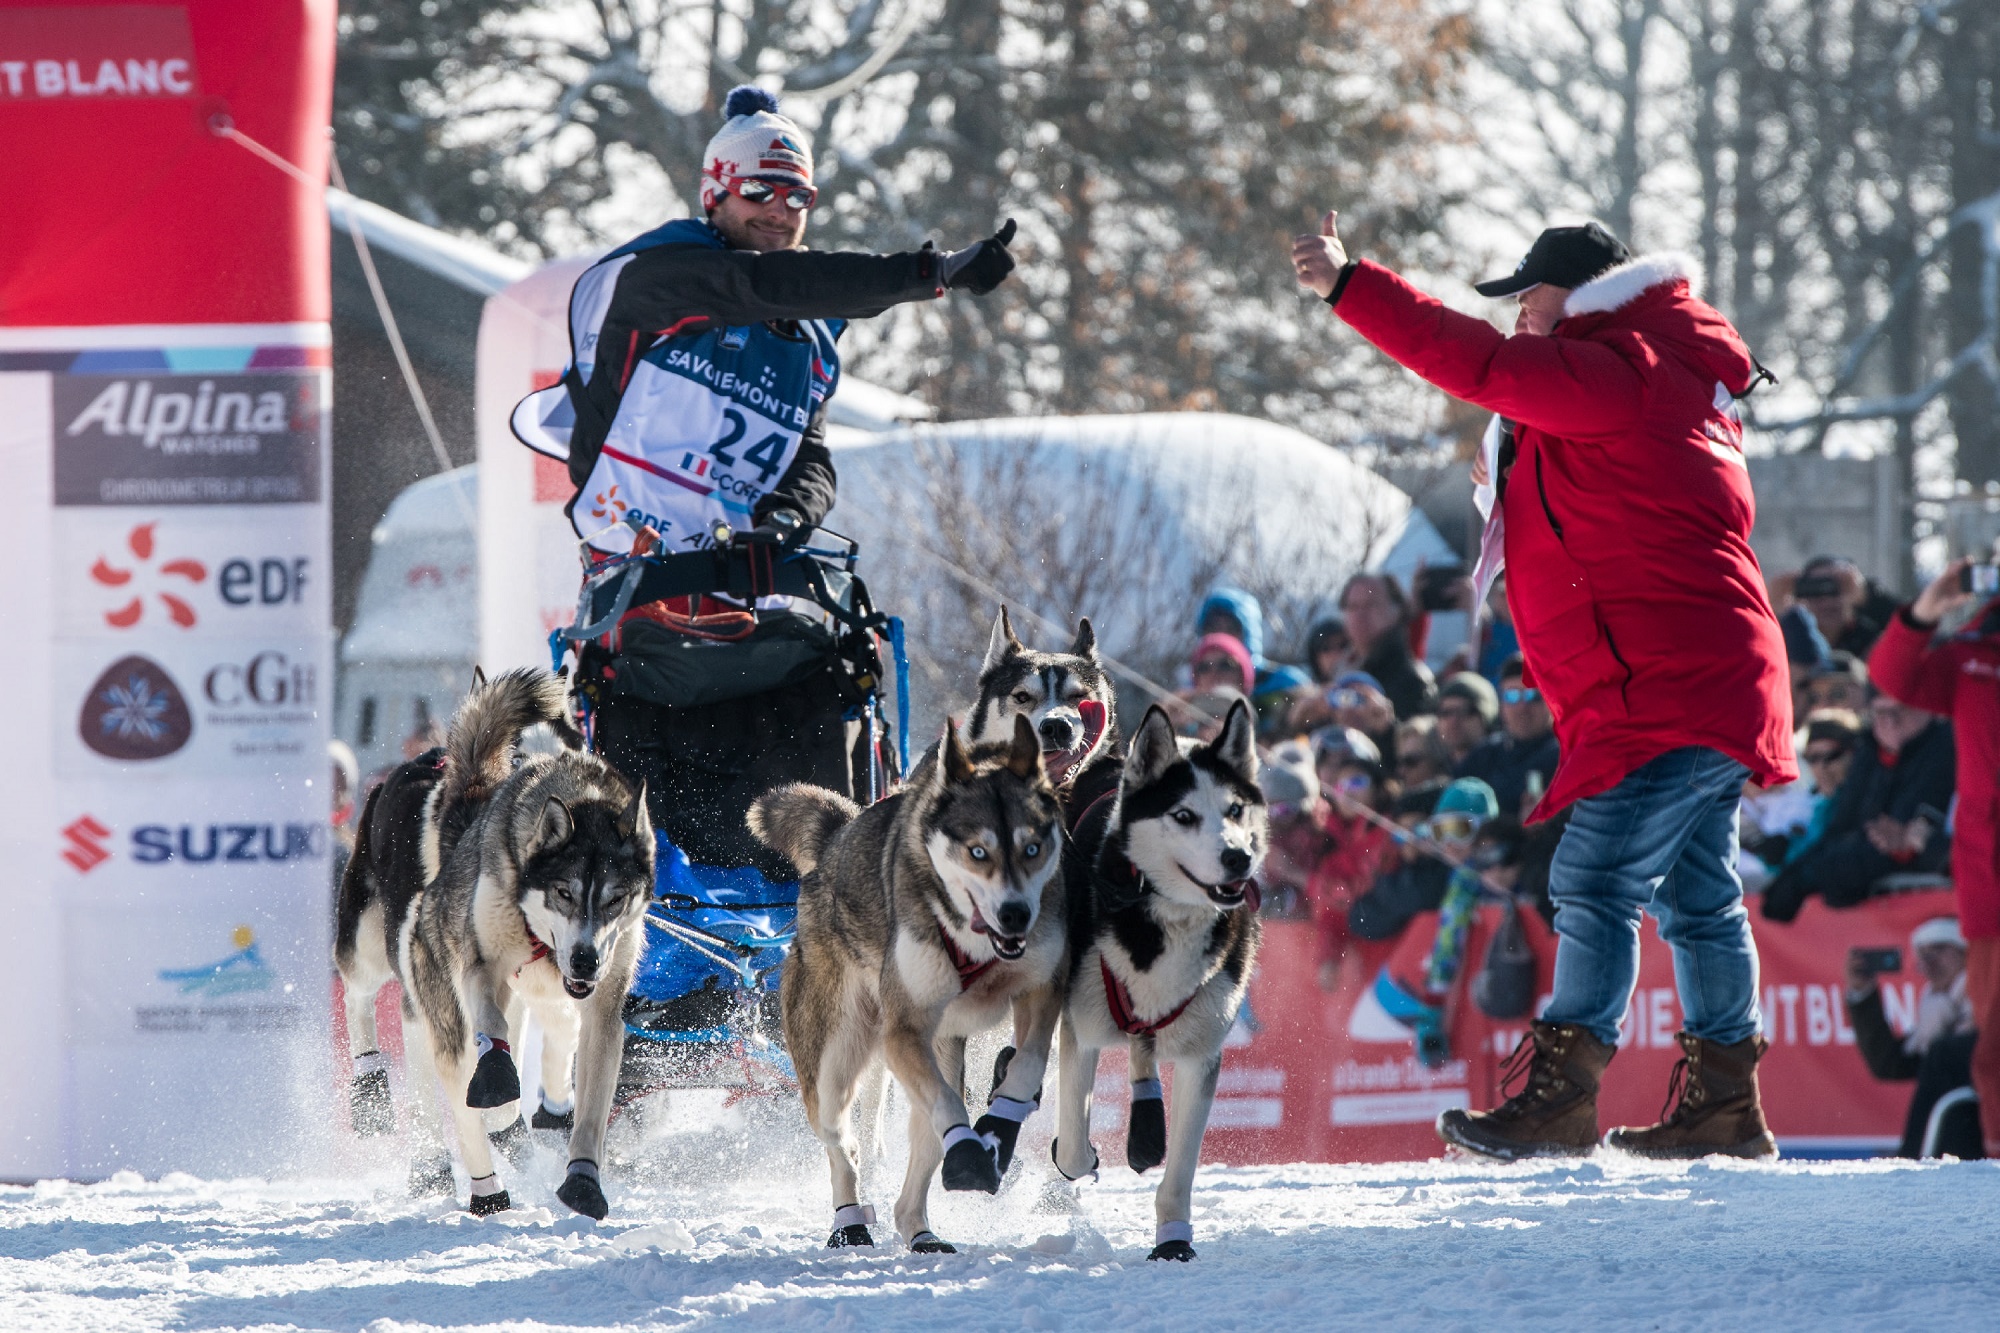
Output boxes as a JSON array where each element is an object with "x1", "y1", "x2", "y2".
[
  {"x1": 936, "y1": 920, "x2": 996, "y2": 991},
  {"x1": 517, "y1": 924, "x2": 552, "y2": 977},
  {"x1": 1100, "y1": 954, "x2": 1197, "y2": 1037}
]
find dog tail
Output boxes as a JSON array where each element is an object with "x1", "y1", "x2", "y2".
[
  {"x1": 748, "y1": 783, "x2": 860, "y2": 875},
  {"x1": 440, "y1": 667, "x2": 575, "y2": 818}
]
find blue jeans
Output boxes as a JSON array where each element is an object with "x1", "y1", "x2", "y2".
[{"x1": 1542, "y1": 746, "x2": 1762, "y2": 1047}]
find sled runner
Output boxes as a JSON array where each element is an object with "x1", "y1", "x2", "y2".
[{"x1": 553, "y1": 517, "x2": 909, "y2": 1105}]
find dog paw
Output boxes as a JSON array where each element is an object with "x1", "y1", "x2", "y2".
[
  {"x1": 407, "y1": 1155, "x2": 454, "y2": 1198},
  {"x1": 349, "y1": 1068, "x2": 394, "y2": 1137},
  {"x1": 941, "y1": 1136, "x2": 1001, "y2": 1194},
  {"x1": 1148, "y1": 1239, "x2": 1196, "y2": 1262},
  {"x1": 468, "y1": 1189, "x2": 512, "y2": 1217},
  {"x1": 1127, "y1": 1094, "x2": 1167, "y2": 1173},
  {"x1": 827, "y1": 1224, "x2": 874, "y2": 1248},
  {"x1": 972, "y1": 1112, "x2": 1024, "y2": 1177},
  {"x1": 557, "y1": 1169, "x2": 609, "y2": 1221},
  {"x1": 1050, "y1": 1137, "x2": 1100, "y2": 1184},
  {"x1": 909, "y1": 1230, "x2": 957, "y2": 1254},
  {"x1": 530, "y1": 1104, "x2": 575, "y2": 1135},
  {"x1": 487, "y1": 1116, "x2": 532, "y2": 1170},
  {"x1": 466, "y1": 1046, "x2": 522, "y2": 1109}
]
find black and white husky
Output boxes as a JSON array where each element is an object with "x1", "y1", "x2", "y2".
[
  {"x1": 970, "y1": 607, "x2": 1117, "y2": 795},
  {"x1": 1052, "y1": 699, "x2": 1265, "y2": 1262}
]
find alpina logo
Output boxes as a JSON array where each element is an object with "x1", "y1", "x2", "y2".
[
  {"x1": 61, "y1": 815, "x2": 112, "y2": 873},
  {"x1": 91, "y1": 522, "x2": 206, "y2": 628},
  {"x1": 79, "y1": 654, "x2": 194, "y2": 760}
]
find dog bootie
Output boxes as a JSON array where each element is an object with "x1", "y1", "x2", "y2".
[
  {"x1": 468, "y1": 1174, "x2": 511, "y2": 1217},
  {"x1": 1127, "y1": 1079, "x2": 1167, "y2": 1173},
  {"x1": 531, "y1": 1092, "x2": 575, "y2": 1135},
  {"x1": 1148, "y1": 1221, "x2": 1196, "y2": 1262},
  {"x1": 909, "y1": 1230, "x2": 957, "y2": 1254},
  {"x1": 827, "y1": 1203, "x2": 876, "y2": 1248},
  {"x1": 940, "y1": 1125, "x2": 1002, "y2": 1193},
  {"x1": 408, "y1": 1154, "x2": 454, "y2": 1198},
  {"x1": 488, "y1": 1115, "x2": 532, "y2": 1170},
  {"x1": 557, "y1": 1159, "x2": 608, "y2": 1220},
  {"x1": 972, "y1": 1095, "x2": 1038, "y2": 1177},
  {"x1": 466, "y1": 1034, "x2": 522, "y2": 1109},
  {"x1": 349, "y1": 1054, "x2": 393, "y2": 1137}
]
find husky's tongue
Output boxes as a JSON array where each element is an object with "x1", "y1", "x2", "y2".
[
  {"x1": 1045, "y1": 699, "x2": 1109, "y2": 786},
  {"x1": 968, "y1": 902, "x2": 1026, "y2": 959}
]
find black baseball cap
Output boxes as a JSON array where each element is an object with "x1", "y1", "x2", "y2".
[{"x1": 1474, "y1": 222, "x2": 1632, "y2": 297}]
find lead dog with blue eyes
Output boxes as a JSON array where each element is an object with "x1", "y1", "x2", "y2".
[
  {"x1": 1050, "y1": 698, "x2": 1266, "y2": 1262},
  {"x1": 751, "y1": 714, "x2": 1067, "y2": 1254}
]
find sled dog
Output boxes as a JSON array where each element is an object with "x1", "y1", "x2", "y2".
[
  {"x1": 1051, "y1": 699, "x2": 1265, "y2": 1261},
  {"x1": 751, "y1": 715, "x2": 1066, "y2": 1253},
  {"x1": 969, "y1": 606, "x2": 1117, "y2": 794},
  {"x1": 336, "y1": 669, "x2": 586, "y2": 1148}
]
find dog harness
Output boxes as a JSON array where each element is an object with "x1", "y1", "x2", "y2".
[
  {"x1": 937, "y1": 921, "x2": 996, "y2": 991},
  {"x1": 516, "y1": 925, "x2": 552, "y2": 977},
  {"x1": 1100, "y1": 954, "x2": 1200, "y2": 1037}
]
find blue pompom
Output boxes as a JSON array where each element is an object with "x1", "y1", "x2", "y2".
[{"x1": 723, "y1": 84, "x2": 781, "y2": 120}]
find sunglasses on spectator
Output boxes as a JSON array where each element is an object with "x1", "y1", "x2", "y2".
[
  {"x1": 1422, "y1": 813, "x2": 1483, "y2": 842},
  {"x1": 1500, "y1": 687, "x2": 1540, "y2": 705},
  {"x1": 1327, "y1": 687, "x2": 1367, "y2": 709},
  {"x1": 1437, "y1": 704, "x2": 1479, "y2": 721},
  {"x1": 728, "y1": 177, "x2": 818, "y2": 210},
  {"x1": 1397, "y1": 755, "x2": 1428, "y2": 770},
  {"x1": 1333, "y1": 774, "x2": 1372, "y2": 795},
  {"x1": 1193, "y1": 658, "x2": 1239, "y2": 676},
  {"x1": 1804, "y1": 746, "x2": 1850, "y2": 767}
]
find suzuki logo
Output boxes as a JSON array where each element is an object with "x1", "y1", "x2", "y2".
[
  {"x1": 91, "y1": 522, "x2": 205, "y2": 628},
  {"x1": 61, "y1": 815, "x2": 113, "y2": 873}
]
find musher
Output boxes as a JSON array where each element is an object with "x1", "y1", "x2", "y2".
[{"x1": 515, "y1": 85, "x2": 1017, "y2": 877}]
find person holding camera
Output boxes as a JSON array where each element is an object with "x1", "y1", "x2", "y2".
[
  {"x1": 1845, "y1": 918, "x2": 1980, "y2": 1159},
  {"x1": 1868, "y1": 553, "x2": 2000, "y2": 1155},
  {"x1": 1293, "y1": 216, "x2": 1796, "y2": 1160}
]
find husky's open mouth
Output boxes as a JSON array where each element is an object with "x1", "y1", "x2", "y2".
[
  {"x1": 562, "y1": 976, "x2": 596, "y2": 999},
  {"x1": 1178, "y1": 864, "x2": 1256, "y2": 908},
  {"x1": 1043, "y1": 699, "x2": 1110, "y2": 786},
  {"x1": 969, "y1": 902, "x2": 1028, "y2": 960}
]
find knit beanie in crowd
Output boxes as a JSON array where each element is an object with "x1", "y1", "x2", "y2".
[
  {"x1": 1435, "y1": 777, "x2": 1499, "y2": 821},
  {"x1": 700, "y1": 85, "x2": 814, "y2": 212}
]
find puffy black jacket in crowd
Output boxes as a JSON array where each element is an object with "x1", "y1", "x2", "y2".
[
  {"x1": 1455, "y1": 731, "x2": 1560, "y2": 821},
  {"x1": 1762, "y1": 721, "x2": 1956, "y2": 920},
  {"x1": 1846, "y1": 986, "x2": 1981, "y2": 1159},
  {"x1": 1362, "y1": 634, "x2": 1438, "y2": 721}
]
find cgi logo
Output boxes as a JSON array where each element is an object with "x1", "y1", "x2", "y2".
[
  {"x1": 131, "y1": 822, "x2": 325, "y2": 865},
  {"x1": 61, "y1": 815, "x2": 114, "y2": 873},
  {"x1": 78, "y1": 654, "x2": 194, "y2": 760},
  {"x1": 203, "y1": 650, "x2": 315, "y2": 708}
]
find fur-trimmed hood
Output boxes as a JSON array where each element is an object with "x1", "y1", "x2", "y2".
[{"x1": 1562, "y1": 252, "x2": 1700, "y2": 318}]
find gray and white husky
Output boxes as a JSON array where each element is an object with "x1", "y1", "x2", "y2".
[
  {"x1": 384, "y1": 669, "x2": 653, "y2": 1219},
  {"x1": 1052, "y1": 698, "x2": 1265, "y2": 1262},
  {"x1": 750, "y1": 715, "x2": 1066, "y2": 1253},
  {"x1": 970, "y1": 607, "x2": 1116, "y2": 791}
]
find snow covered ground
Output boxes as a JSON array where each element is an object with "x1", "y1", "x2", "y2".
[{"x1": 4, "y1": 1101, "x2": 1996, "y2": 1333}]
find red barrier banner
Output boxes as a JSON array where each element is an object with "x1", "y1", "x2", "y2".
[{"x1": 1193, "y1": 891, "x2": 1956, "y2": 1164}]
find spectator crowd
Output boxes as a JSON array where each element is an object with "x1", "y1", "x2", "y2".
[{"x1": 1171, "y1": 548, "x2": 1998, "y2": 1160}]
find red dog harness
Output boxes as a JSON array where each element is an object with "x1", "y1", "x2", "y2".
[
  {"x1": 1100, "y1": 955, "x2": 1198, "y2": 1037},
  {"x1": 938, "y1": 922, "x2": 996, "y2": 991}
]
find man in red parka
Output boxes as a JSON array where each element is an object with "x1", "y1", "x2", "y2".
[
  {"x1": 1293, "y1": 215, "x2": 1797, "y2": 1160},
  {"x1": 1868, "y1": 556, "x2": 2000, "y2": 1154}
]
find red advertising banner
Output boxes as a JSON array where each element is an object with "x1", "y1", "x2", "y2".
[{"x1": 1195, "y1": 891, "x2": 1955, "y2": 1163}]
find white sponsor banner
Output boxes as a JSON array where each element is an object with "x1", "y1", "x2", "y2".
[
  {"x1": 50, "y1": 781, "x2": 331, "y2": 890},
  {"x1": 1330, "y1": 1089, "x2": 1471, "y2": 1127},
  {"x1": 54, "y1": 635, "x2": 327, "y2": 778},
  {"x1": 53, "y1": 507, "x2": 325, "y2": 637}
]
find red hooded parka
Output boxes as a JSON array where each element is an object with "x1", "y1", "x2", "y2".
[{"x1": 1334, "y1": 255, "x2": 1797, "y2": 817}]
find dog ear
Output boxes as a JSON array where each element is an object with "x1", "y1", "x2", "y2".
[
  {"x1": 1070, "y1": 617, "x2": 1097, "y2": 660},
  {"x1": 983, "y1": 606, "x2": 1023, "y2": 674},
  {"x1": 618, "y1": 780, "x2": 648, "y2": 839},
  {"x1": 1125, "y1": 705, "x2": 1180, "y2": 785},
  {"x1": 1211, "y1": 698, "x2": 1259, "y2": 779},
  {"x1": 942, "y1": 718, "x2": 976, "y2": 785},
  {"x1": 471, "y1": 665, "x2": 488, "y2": 691},
  {"x1": 1006, "y1": 712, "x2": 1044, "y2": 780},
  {"x1": 537, "y1": 796, "x2": 573, "y2": 849}
]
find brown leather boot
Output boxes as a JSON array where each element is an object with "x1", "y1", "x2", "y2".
[
  {"x1": 1436, "y1": 1021, "x2": 1615, "y2": 1161},
  {"x1": 1605, "y1": 1032, "x2": 1780, "y2": 1160}
]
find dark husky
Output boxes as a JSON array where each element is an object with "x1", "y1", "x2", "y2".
[
  {"x1": 1051, "y1": 699, "x2": 1265, "y2": 1262},
  {"x1": 969, "y1": 606, "x2": 1117, "y2": 797},
  {"x1": 750, "y1": 715, "x2": 1065, "y2": 1253}
]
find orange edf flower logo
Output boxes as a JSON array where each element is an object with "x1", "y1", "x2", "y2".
[
  {"x1": 591, "y1": 485, "x2": 628, "y2": 521},
  {"x1": 91, "y1": 523, "x2": 206, "y2": 629}
]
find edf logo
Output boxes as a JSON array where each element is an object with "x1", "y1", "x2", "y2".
[{"x1": 218, "y1": 558, "x2": 308, "y2": 607}]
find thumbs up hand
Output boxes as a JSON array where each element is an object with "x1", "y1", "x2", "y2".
[{"x1": 1291, "y1": 209, "x2": 1349, "y2": 299}]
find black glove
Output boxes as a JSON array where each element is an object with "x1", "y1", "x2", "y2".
[
  {"x1": 747, "y1": 507, "x2": 805, "y2": 547},
  {"x1": 939, "y1": 219, "x2": 1018, "y2": 294}
]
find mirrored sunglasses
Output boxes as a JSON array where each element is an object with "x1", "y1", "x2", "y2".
[
  {"x1": 1500, "y1": 687, "x2": 1540, "y2": 705},
  {"x1": 731, "y1": 177, "x2": 818, "y2": 210},
  {"x1": 1423, "y1": 812, "x2": 1482, "y2": 842}
]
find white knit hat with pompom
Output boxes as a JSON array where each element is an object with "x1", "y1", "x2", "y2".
[{"x1": 700, "y1": 85, "x2": 814, "y2": 211}]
